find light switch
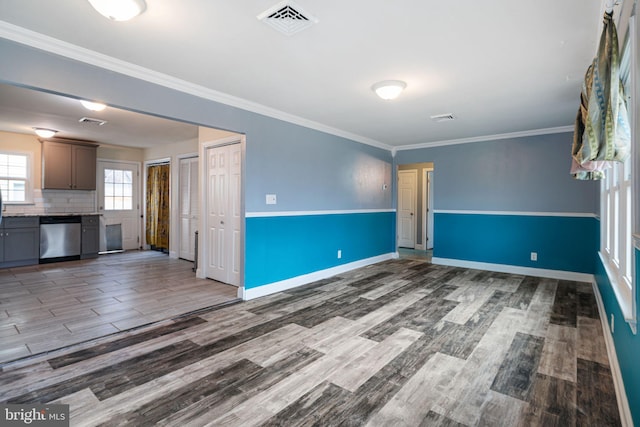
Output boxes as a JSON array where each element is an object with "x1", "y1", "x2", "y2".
[{"x1": 266, "y1": 194, "x2": 277, "y2": 205}]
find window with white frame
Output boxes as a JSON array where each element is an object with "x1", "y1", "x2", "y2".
[
  {"x1": 602, "y1": 154, "x2": 632, "y2": 287},
  {"x1": 0, "y1": 152, "x2": 31, "y2": 203},
  {"x1": 600, "y1": 18, "x2": 636, "y2": 327},
  {"x1": 103, "y1": 168, "x2": 133, "y2": 210}
]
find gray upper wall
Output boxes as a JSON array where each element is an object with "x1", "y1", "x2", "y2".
[
  {"x1": 395, "y1": 132, "x2": 599, "y2": 214},
  {"x1": 0, "y1": 39, "x2": 392, "y2": 213}
]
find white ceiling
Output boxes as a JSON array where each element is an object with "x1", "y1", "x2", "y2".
[
  {"x1": 0, "y1": 84, "x2": 199, "y2": 148},
  {"x1": 0, "y1": 0, "x2": 606, "y2": 149}
]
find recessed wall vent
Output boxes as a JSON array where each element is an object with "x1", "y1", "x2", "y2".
[
  {"x1": 79, "y1": 117, "x2": 107, "y2": 126},
  {"x1": 430, "y1": 113, "x2": 456, "y2": 123},
  {"x1": 257, "y1": 1, "x2": 318, "y2": 36}
]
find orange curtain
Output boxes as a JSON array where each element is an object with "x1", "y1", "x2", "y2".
[{"x1": 146, "y1": 164, "x2": 170, "y2": 250}]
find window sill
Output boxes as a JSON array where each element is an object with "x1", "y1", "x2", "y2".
[{"x1": 599, "y1": 251, "x2": 637, "y2": 334}]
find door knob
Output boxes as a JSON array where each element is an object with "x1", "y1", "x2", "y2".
[{"x1": 220, "y1": 221, "x2": 225, "y2": 225}]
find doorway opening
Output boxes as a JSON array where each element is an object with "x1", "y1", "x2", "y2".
[
  {"x1": 397, "y1": 162, "x2": 434, "y2": 258},
  {"x1": 145, "y1": 160, "x2": 171, "y2": 253},
  {"x1": 178, "y1": 155, "x2": 199, "y2": 262}
]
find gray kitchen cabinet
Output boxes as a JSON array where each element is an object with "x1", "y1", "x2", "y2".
[
  {"x1": 0, "y1": 216, "x2": 40, "y2": 268},
  {"x1": 81, "y1": 215, "x2": 100, "y2": 259},
  {"x1": 42, "y1": 140, "x2": 98, "y2": 190}
]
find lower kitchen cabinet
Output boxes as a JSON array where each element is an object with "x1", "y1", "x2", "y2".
[
  {"x1": 0, "y1": 217, "x2": 40, "y2": 268},
  {"x1": 81, "y1": 215, "x2": 100, "y2": 259}
]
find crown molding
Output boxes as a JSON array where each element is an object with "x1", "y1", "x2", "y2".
[
  {"x1": 0, "y1": 21, "x2": 578, "y2": 155},
  {"x1": 0, "y1": 21, "x2": 392, "y2": 152},
  {"x1": 395, "y1": 125, "x2": 575, "y2": 151}
]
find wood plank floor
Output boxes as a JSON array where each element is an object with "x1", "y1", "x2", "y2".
[
  {"x1": 0, "y1": 258, "x2": 621, "y2": 426},
  {"x1": 0, "y1": 251, "x2": 238, "y2": 363}
]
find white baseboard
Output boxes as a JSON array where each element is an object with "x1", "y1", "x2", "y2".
[
  {"x1": 431, "y1": 257, "x2": 594, "y2": 282},
  {"x1": 243, "y1": 253, "x2": 396, "y2": 300},
  {"x1": 591, "y1": 280, "x2": 633, "y2": 427}
]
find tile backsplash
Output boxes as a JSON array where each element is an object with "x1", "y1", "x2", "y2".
[{"x1": 4, "y1": 189, "x2": 97, "y2": 215}]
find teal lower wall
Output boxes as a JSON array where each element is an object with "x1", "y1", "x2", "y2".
[
  {"x1": 433, "y1": 213, "x2": 598, "y2": 274},
  {"x1": 245, "y1": 211, "x2": 395, "y2": 289},
  {"x1": 595, "y1": 248, "x2": 640, "y2": 426}
]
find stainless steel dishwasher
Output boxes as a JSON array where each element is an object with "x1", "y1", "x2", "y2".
[{"x1": 40, "y1": 216, "x2": 82, "y2": 261}]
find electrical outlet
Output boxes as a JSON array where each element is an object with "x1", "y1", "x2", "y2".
[
  {"x1": 337, "y1": 250, "x2": 342, "y2": 259},
  {"x1": 530, "y1": 252, "x2": 537, "y2": 261},
  {"x1": 265, "y1": 194, "x2": 277, "y2": 205}
]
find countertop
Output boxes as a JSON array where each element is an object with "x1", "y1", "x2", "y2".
[{"x1": 2, "y1": 213, "x2": 101, "y2": 217}]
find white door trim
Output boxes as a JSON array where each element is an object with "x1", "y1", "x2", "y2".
[
  {"x1": 199, "y1": 135, "x2": 245, "y2": 298},
  {"x1": 177, "y1": 152, "x2": 199, "y2": 160},
  {"x1": 414, "y1": 167, "x2": 433, "y2": 251},
  {"x1": 417, "y1": 169, "x2": 427, "y2": 251},
  {"x1": 426, "y1": 170, "x2": 434, "y2": 250},
  {"x1": 142, "y1": 158, "x2": 172, "y2": 254}
]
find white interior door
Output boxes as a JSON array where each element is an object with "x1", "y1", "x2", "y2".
[
  {"x1": 397, "y1": 169, "x2": 417, "y2": 249},
  {"x1": 97, "y1": 160, "x2": 140, "y2": 251},
  {"x1": 179, "y1": 157, "x2": 198, "y2": 261},
  {"x1": 206, "y1": 143, "x2": 241, "y2": 286}
]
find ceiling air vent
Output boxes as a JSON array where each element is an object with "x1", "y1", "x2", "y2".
[
  {"x1": 257, "y1": 1, "x2": 318, "y2": 36},
  {"x1": 79, "y1": 117, "x2": 107, "y2": 126},
  {"x1": 430, "y1": 113, "x2": 456, "y2": 123}
]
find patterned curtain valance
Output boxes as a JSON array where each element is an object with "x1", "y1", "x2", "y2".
[{"x1": 571, "y1": 12, "x2": 631, "y2": 180}]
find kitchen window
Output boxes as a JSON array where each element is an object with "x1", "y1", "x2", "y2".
[
  {"x1": 104, "y1": 168, "x2": 133, "y2": 210},
  {"x1": 0, "y1": 152, "x2": 31, "y2": 203}
]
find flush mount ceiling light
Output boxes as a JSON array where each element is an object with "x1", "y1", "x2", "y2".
[
  {"x1": 88, "y1": 0, "x2": 146, "y2": 21},
  {"x1": 80, "y1": 100, "x2": 107, "y2": 112},
  {"x1": 33, "y1": 128, "x2": 58, "y2": 138},
  {"x1": 371, "y1": 80, "x2": 407, "y2": 100}
]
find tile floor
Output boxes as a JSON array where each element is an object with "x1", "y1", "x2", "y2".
[
  {"x1": 0, "y1": 251, "x2": 238, "y2": 363},
  {"x1": 0, "y1": 258, "x2": 621, "y2": 426},
  {"x1": 398, "y1": 247, "x2": 432, "y2": 262}
]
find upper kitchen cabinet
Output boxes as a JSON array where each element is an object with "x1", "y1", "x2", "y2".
[{"x1": 42, "y1": 139, "x2": 98, "y2": 190}]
